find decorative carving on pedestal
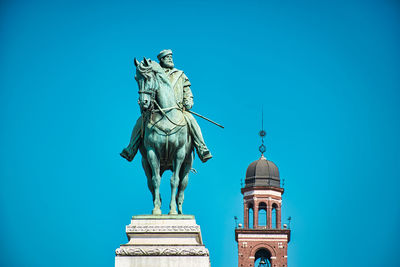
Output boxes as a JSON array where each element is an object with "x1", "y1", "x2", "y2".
[{"x1": 115, "y1": 246, "x2": 209, "y2": 256}]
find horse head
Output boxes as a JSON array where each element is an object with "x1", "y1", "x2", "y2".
[{"x1": 135, "y1": 57, "x2": 169, "y2": 112}]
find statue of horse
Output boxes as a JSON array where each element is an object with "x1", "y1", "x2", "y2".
[{"x1": 134, "y1": 57, "x2": 193, "y2": 215}]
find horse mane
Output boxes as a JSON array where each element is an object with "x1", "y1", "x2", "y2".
[{"x1": 135, "y1": 58, "x2": 171, "y2": 88}]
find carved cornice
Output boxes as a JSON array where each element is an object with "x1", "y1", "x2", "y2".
[
  {"x1": 126, "y1": 225, "x2": 200, "y2": 233},
  {"x1": 115, "y1": 246, "x2": 209, "y2": 256},
  {"x1": 235, "y1": 228, "x2": 291, "y2": 242}
]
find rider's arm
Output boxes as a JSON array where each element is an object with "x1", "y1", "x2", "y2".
[{"x1": 182, "y1": 74, "x2": 193, "y2": 110}]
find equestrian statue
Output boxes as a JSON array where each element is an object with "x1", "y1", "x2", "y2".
[{"x1": 121, "y1": 49, "x2": 214, "y2": 215}]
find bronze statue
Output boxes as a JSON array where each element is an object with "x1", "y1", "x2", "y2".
[{"x1": 121, "y1": 50, "x2": 212, "y2": 215}]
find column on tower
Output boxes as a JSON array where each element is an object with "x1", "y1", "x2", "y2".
[
  {"x1": 243, "y1": 200, "x2": 254, "y2": 228},
  {"x1": 253, "y1": 200, "x2": 258, "y2": 228},
  {"x1": 267, "y1": 202, "x2": 272, "y2": 229},
  {"x1": 243, "y1": 201, "x2": 249, "y2": 228},
  {"x1": 276, "y1": 204, "x2": 282, "y2": 229}
]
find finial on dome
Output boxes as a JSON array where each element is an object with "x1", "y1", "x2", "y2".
[{"x1": 259, "y1": 106, "x2": 266, "y2": 157}]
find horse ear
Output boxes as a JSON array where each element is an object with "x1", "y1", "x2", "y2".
[
  {"x1": 134, "y1": 58, "x2": 139, "y2": 67},
  {"x1": 143, "y1": 57, "x2": 149, "y2": 66}
]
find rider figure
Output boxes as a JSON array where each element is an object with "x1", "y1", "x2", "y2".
[{"x1": 120, "y1": 49, "x2": 212, "y2": 163}]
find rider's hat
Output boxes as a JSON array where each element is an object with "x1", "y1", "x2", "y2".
[{"x1": 157, "y1": 49, "x2": 173, "y2": 61}]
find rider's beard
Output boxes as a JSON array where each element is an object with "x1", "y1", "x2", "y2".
[{"x1": 162, "y1": 61, "x2": 174, "y2": 69}]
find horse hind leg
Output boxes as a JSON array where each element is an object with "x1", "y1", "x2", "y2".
[
  {"x1": 169, "y1": 150, "x2": 185, "y2": 215},
  {"x1": 176, "y1": 155, "x2": 193, "y2": 214},
  {"x1": 176, "y1": 174, "x2": 188, "y2": 215},
  {"x1": 142, "y1": 158, "x2": 155, "y2": 202},
  {"x1": 147, "y1": 149, "x2": 162, "y2": 215}
]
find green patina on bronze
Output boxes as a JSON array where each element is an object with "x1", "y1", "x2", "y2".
[{"x1": 121, "y1": 50, "x2": 214, "y2": 215}]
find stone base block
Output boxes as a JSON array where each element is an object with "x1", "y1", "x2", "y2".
[{"x1": 115, "y1": 215, "x2": 210, "y2": 267}]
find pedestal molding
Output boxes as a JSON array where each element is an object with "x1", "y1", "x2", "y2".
[
  {"x1": 126, "y1": 225, "x2": 201, "y2": 233},
  {"x1": 116, "y1": 246, "x2": 209, "y2": 256}
]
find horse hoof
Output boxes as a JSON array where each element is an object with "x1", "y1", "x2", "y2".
[
  {"x1": 152, "y1": 208, "x2": 161, "y2": 215},
  {"x1": 169, "y1": 210, "x2": 178, "y2": 215}
]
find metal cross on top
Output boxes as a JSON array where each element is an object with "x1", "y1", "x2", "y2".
[{"x1": 259, "y1": 107, "x2": 266, "y2": 155}]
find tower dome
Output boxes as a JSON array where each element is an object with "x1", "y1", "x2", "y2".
[{"x1": 245, "y1": 155, "x2": 280, "y2": 188}]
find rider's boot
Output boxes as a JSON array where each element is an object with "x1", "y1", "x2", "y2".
[
  {"x1": 196, "y1": 147, "x2": 212, "y2": 163},
  {"x1": 120, "y1": 116, "x2": 142, "y2": 162},
  {"x1": 120, "y1": 145, "x2": 138, "y2": 162},
  {"x1": 185, "y1": 112, "x2": 213, "y2": 163}
]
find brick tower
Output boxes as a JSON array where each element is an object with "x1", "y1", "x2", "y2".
[{"x1": 235, "y1": 130, "x2": 291, "y2": 267}]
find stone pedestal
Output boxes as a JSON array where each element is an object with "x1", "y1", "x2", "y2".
[{"x1": 115, "y1": 215, "x2": 210, "y2": 267}]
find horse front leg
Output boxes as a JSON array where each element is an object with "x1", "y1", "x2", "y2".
[
  {"x1": 169, "y1": 149, "x2": 185, "y2": 215},
  {"x1": 147, "y1": 149, "x2": 162, "y2": 215}
]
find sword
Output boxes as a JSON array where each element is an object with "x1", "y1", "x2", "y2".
[{"x1": 186, "y1": 110, "x2": 224, "y2": 129}]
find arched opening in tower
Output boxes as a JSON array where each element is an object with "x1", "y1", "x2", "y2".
[
  {"x1": 258, "y1": 202, "x2": 267, "y2": 228},
  {"x1": 254, "y1": 248, "x2": 272, "y2": 267},
  {"x1": 248, "y1": 205, "x2": 254, "y2": 228}
]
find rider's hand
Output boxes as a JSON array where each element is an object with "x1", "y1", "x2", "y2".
[{"x1": 184, "y1": 100, "x2": 193, "y2": 110}]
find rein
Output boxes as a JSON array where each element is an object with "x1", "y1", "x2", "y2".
[
  {"x1": 139, "y1": 88, "x2": 186, "y2": 128},
  {"x1": 153, "y1": 100, "x2": 186, "y2": 127}
]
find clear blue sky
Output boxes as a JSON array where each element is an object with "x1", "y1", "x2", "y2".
[{"x1": 1, "y1": 0, "x2": 399, "y2": 266}]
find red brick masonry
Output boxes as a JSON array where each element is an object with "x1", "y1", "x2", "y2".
[{"x1": 235, "y1": 228, "x2": 290, "y2": 267}]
